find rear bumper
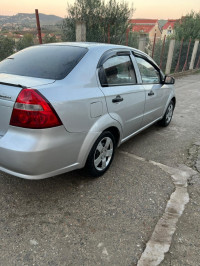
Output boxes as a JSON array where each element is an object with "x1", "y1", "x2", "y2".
[
  {"x1": 0, "y1": 163, "x2": 80, "y2": 180},
  {"x1": 0, "y1": 126, "x2": 87, "y2": 179}
]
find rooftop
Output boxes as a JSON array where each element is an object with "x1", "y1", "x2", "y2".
[
  {"x1": 129, "y1": 19, "x2": 158, "y2": 25},
  {"x1": 163, "y1": 19, "x2": 178, "y2": 30},
  {"x1": 132, "y1": 24, "x2": 155, "y2": 33}
]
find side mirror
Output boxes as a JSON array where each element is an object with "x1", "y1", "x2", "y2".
[{"x1": 164, "y1": 75, "x2": 175, "y2": 84}]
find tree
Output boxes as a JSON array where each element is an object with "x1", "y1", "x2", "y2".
[
  {"x1": 16, "y1": 34, "x2": 34, "y2": 51},
  {"x1": 0, "y1": 36, "x2": 15, "y2": 61},
  {"x1": 173, "y1": 12, "x2": 200, "y2": 71},
  {"x1": 62, "y1": 0, "x2": 134, "y2": 44},
  {"x1": 127, "y1": 32, "x2": 139, "y2": 48},
  {"x1": 174, "y1": 11, "x2": 200, "y2": 41}
]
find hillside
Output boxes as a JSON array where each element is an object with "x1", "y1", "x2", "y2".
[{"x1": 0, "y1": 13, "x2": 63, "y2": 26}]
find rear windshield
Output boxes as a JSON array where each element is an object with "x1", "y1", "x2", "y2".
[{"x1": 0, "y1": 45, "x2": 88, "y2": 80}]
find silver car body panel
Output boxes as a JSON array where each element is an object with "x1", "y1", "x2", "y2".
[
  {"x1": 141, "y1": 83, "x2": 168, "y2": 127},
  {"x1": 0, "y1": 43, "x2": 175, "y2": 179},
  {"x1": 99, "y1": 84, "x2": 145, "y2": 138},
  {"x1": 0, "y1": 126, "x2": 84, "y2": 179},
  {"x1": 0, "y1": 73, "x2": 55, "y2": 88},
  {"x1": 0, "y1": 116, "x2": 122, "y2": 179}
]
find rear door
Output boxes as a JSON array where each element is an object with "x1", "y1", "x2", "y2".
[{"x1": 98, "y1": 50, "x2": 145, "y2": 139}]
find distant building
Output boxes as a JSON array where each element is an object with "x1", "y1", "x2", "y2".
[
  {"x1": 41, "y1": 33, "x2": 46, "y2": 38},
  {"x1": 23, "y1": 27, "x2": 35, "y2": 32},
  {"x1": 56, "y1": 35, "x2": 61, "y2": 41},
  {"x1": 14, "y1": 34, "x2": 24, "y2": 42},
  {"x1": 1, "y1": 32, "x2": 14, "y2": 38},
  {"x1": 129, "y1": 19, "x2": 162, "y2": 42},
  {"x1": 162, "y1": 19, "x2": 178, "y2": 39}
]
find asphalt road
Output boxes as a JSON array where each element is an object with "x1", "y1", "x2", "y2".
[{"x1": 0, "y1": 73, "x2": 200, "y2": 266}]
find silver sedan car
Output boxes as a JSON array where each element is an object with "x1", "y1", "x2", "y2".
[{"x1": 0, "y1": 43, "x2": 175, "y2": 179}]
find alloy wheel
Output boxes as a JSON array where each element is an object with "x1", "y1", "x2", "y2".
[
  {"x1": 94, "y1": 137, "x2": 114, "y2": 171},
  {"x1": 166, "y1": 103, "x2": 174, "y2": 124}
]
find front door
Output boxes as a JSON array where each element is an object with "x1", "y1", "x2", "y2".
[{"x1": 135, "y1": 56, "x2": 167, "y2": 126}]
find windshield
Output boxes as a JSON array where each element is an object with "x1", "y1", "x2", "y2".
[{"x1": 0, "y1": 45, "x2": 88, "y2": 80}]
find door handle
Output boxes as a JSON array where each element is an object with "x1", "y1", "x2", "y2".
[
  {"x1": 148, "y1": 91, "x2": 154, "y2": 96},
  {"x1": 112, "y1": 95, "x2": 124, "y2": 103}
]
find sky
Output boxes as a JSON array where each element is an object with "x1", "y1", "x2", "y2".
[{"x1": 0, "y1": 0, "x2": 199, "y2": 19}]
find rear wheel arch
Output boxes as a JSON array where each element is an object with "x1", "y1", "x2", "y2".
[
  {"x1": 83, "y1": 126, "x2": 121, "y2": 177},
  {"x1": 85, "y1": 130, "x2": 116, "y2": 177},
  {"x1": 77, "y1": 114, "x2": 122, "y2": 167},
  {"x1": 103, "y1": 126, "x2": 121, "y2": 147}
]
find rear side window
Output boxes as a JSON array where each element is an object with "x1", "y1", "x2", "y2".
[
  {"x1": 100, "y1": 55, "x2": 137, "y2": 86},
  {"x1": 0, "y1": 45, "x2": 88, "y2": 80},
  {"x1": 135, "y1": 57, "x2": 160, "y2": 84}
]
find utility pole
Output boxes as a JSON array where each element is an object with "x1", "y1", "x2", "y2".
[{"x1": 35, "y1": 9, "x2": 42, "y2": 44}]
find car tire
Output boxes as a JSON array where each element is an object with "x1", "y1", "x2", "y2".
[
  {"x1": 158, "y1": 100, "x2": 174, "y2": 127},
  {"x1": 85, "y1": 131, "x2": 116, "y2": 177}
]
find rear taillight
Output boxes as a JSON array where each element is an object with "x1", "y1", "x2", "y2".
[{"x1": 10, "y1": 88, "x2": 62, "y2": 129}]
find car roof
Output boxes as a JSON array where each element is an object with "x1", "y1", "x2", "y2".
[
  {"x1": 42, "y1": 42, "x2": 161, "y2": 70},
  {"x1": 44, "y1": 42, "x2": 124, "y2": 48},
  {"x1": 44, "y1": 42, "x2": 140, "y2": 52},
  {"x1": 43, "y1": 41, "x2": 148, "y2": 58}
]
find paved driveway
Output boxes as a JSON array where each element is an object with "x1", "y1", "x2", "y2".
[{"x1": 1, "y1": 73, "x2": 200, "y2": 266}]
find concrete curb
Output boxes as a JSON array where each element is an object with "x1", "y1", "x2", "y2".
[{"x1": 119, "y1": 151, "x2": 197, "y2": 266}]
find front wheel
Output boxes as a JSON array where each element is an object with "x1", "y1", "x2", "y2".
[
  {"x1": 158, "y1": 100, "x2": 174, "y2": 127},
  {"x1": 85, "y1": 131, "x2": 116, "y2": 177}
]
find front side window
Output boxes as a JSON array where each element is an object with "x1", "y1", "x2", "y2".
[
  {"x1": 100, "y1": 55, "x2": 137, "y2": 86},
  {"x1": 136, "y1": 57, "x2": 160, "y2": 84}
]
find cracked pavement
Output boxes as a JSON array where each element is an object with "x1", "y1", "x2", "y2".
[{"x1": 0, "y1": 73, "x2": 200, "y2": 265}]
